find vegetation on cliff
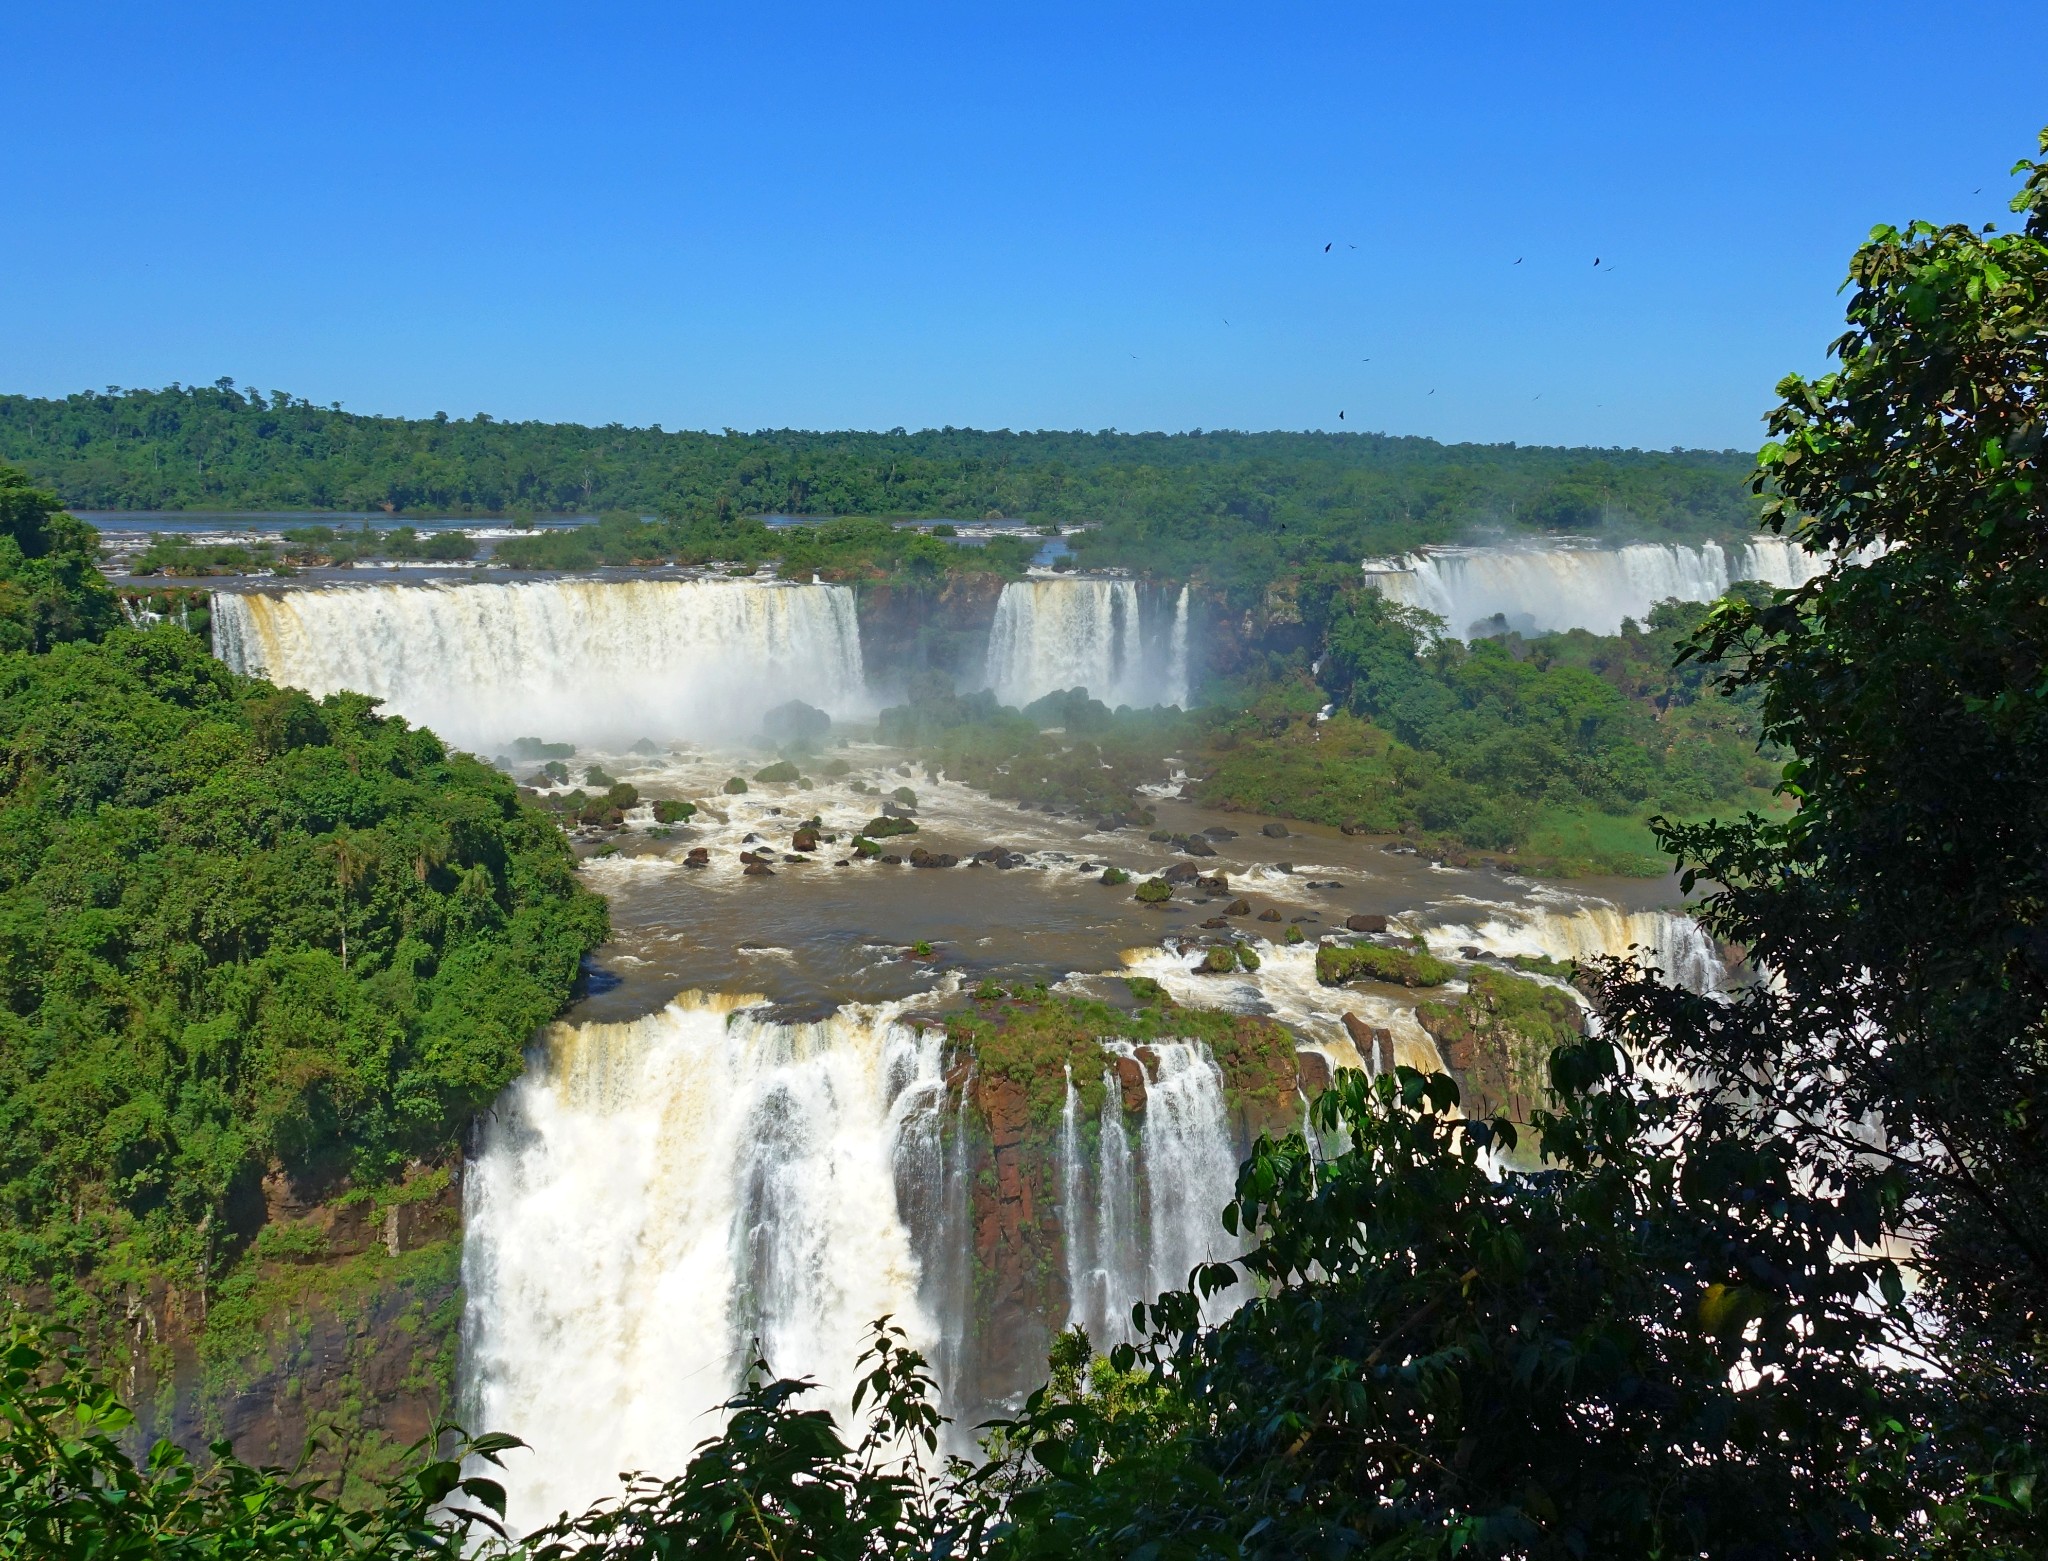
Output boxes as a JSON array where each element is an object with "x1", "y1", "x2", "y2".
[
  {"x1": 943, "y1": 985, "x2": 1299, "y2": 1131},
  {"x1": 0, "y1": 520, "x2": 608, "y2": 1325}
]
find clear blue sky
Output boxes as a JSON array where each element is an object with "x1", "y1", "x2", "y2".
[{"x1": 2, "y1": 2, "x2": 2038, "y2": 449}]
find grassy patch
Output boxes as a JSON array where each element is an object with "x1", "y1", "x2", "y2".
[{"x1": 1317, "y1": 944, "x2": 1454, "y2": 988}]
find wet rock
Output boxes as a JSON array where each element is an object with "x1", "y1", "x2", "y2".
[
  {"x1": 738, "y1": 849, "x2": 767, "y2": 864},
  {"x1": 1257, "y1": 908, "x2": 1284, "y2": 922},
  {"x1": 1261, "y1": 822, "x2": 1290, "y2": 839},
  {"x1": 792, "y1": 826, "x2": 821, "y2": 853},
  {"x1": 1202, "y1": 826, "x2": 1238, "y2": 839},
  {"x1": 1342, "y1": 1012, "x2": 1396, "y2": 1074},
  {"x1": 683, "y1": 847, "x2": 711, "y2": 868},
  {"x1": 1094, "y1": 817, "x2": 1122, "y2": 832},
  {"x1": 1225, "y1": 898, "x2": 1252, "y2": 916},
  {"x1": 1148, "y1": 830, "x2": 1174, "y2": 843},
  {"x1": 1181, "y1": 836, "x2": 1218, "y2": 857},
  {"x1": 1198, "y1": 944, "x2": 1237, "y2": 974},
  {"x1": 1297, "y1": 1050, "x2": 1334, "y2": 1095},
  {"x1": 1114, "y1": 1055, "x2": 1147, "y2": 1112},
  {"x1": 743, "y1": 862, "x2": 776, "y2": 877},
  {"x1": 1099, "y1": 866, "x2": 1130, "y2": 885},
  {"x1": 880, "y1": 854, "x2": 904, "y2": 865},
  {"x1": 834, "y1": 858, "x2": 851, "y2": 867},
  {"x1": 881, "y1": 799, "x2": 918, "y2": 818},
  {"x1": 1461, "y1": 945, "x2": 1485, "y2": 959},
  {"x1": 908, "y1": 848, "x2": 959, "y2": 869},
  {"x1": 743, "y1": 832, "x2": 763, "y2": 844},
  {"x1": 783, "y1": 853, "x2": 810, "y2": 864},
  {"x1": 1199, "y1": 916, "x2": 1229, "y2": 929},
  {"x1": 1197, "y1": 873, "x2": 1229, "y2": 894},
  {"x1": 971, "y1": 848, "x2": 1006, "y2": 863},
  {"x1": 1345, "y1": 914, "x2": 1390, "y2": 934},
  {"x1": 1161, "y1": 863, "x2": 1200, "y2": 884},
  {"x1": 997, "y1": 852, "x2": 1026, "y2": 869}
]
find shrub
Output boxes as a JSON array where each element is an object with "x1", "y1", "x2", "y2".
[{"x1": 653, "y1": 799, "x2": 697, "y2": 824}]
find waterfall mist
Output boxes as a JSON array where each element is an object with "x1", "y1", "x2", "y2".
[
  {"x1": 1364, "y1": 538, "x2": 1830, "y2": 639},
  {"x1": 983, "y1": 579, "x2": 1190, "y2": 708},
  {"x1": 212, "y1": 577, "x2": 867, "y2": 751},
  {"x1": 461, "y1": 993, "x2": 943, "y2": 1533}
]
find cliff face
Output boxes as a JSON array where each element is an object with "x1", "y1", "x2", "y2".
[
  {"x1": 854, "y1": 575, "x2": 1006, "y2": 696},
  {"x1": 1417, "y1": 969, "x2": 1584, "y2": 1124},
  {"x1": 112, "y1": 1164, "x2": 465, "y2": 1499}
]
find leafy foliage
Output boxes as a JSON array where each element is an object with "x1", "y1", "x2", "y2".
[
  {"x1": 0, "y1": 625, "x2": 607, "y2": 1312},
  {"x1": 0, "y1": 465, "x2": 118, "y2": 653}
]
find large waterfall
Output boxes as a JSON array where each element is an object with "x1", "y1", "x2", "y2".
[
  {"x1": 1363, "y1": 537, "x2": 1831, "y2": 639},
  {"x1": 983, "y1": 579, "x2": 1191, "y2": 709},
  {"x1": 462, "y1": 992, "x2": 1242, "y2": 1531},
  {"x1": 461, "y1": 993, "x2": 945, "y2": 1533},
  {"x1": 212, "y1": 578, "x2": 867, "y2": 750}
]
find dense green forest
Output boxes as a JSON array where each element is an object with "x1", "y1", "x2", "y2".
[
  {"x1": 0, "y1": 383, "x2": 1759, "y2": 590},
  {"x1": 0, "y1": 468, "x2": 607, "y2": 1328}
]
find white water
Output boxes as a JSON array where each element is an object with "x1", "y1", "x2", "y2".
[
  {"x1": 212, "y1": 578, "x2": 867, "y2": 752},
  {"x1": 983, "y1": 579, "x2": 1190, "y2": 709},
  {"x1": 1060, "y1": 1041, "x2": 1240, "y2": 1345},
  {"x1": 1363, "y1": 537, "x2": 1830, "y2": 639},
  {"x1": 1413, "y1": 895, "x2": 1725, "y2": 993},
  {"x1": 461, "y1": 993, "x2": 942, "y2": 1532}
]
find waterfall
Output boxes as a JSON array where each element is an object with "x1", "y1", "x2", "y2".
[
  {"x1": 1061, "y1": 1042, "x2": 1238, "y2": 1346},
  {"x1": 1362, "y1": 537, "x2": 1833, "y2": 639},
  {"x1": 1415, "y1": 896, "x2": 1726, "y2": 993},
  {"x1": 211, "y1": 577, "x2": 867, "y2": 751},
  {"x1": 460, "y1": 992, "x2": 943, "y2": 1533},
  {"x1": 983, "y1": 579, "x2": 1189, "y2": 709}
]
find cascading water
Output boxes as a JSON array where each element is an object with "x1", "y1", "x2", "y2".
[
  {"x1": 460, "y1": 992, "x2": 943, "y2": 1533},
  {"x1": 1362, "y1": 537, "x2": 1831, "y2": 639},
  {"x1": 211, "y1": 577, "x2": 867, "y2": 751},
  {"x1": 1413, "y1": 895, "x2": 1726, "y2": 993},
  {"x1": 1059, "y1": 1042, "x2": 1239, "y2": 1346},
  {"x1": 983, "y1": 579, "x2": 1190, "y2": 709}
]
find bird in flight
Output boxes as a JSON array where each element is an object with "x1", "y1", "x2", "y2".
[
  {"x1": 1223, "y1": 319, "x2": 1230, "y2": 326},
  {"x1": 1324, "y1": 242, "x2": 1333, "y2": 252},
  {"x1": 1533, "y1": 393, "x2": 1544, "y2": 401},
  {"x1": 1429, "y1": 389, "x2": 1436, "y2": 396},
  {"x1": 1338, "y1": 410, "x2": 1345, "y2": 420},
  {"x1": 1515, "y1": 257, "x2": 1523, "y2": 264},
  {"x1": 1593, "y1": 257, "x2": 1601, "y2": 267}
]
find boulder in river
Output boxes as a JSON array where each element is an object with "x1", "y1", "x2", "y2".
[
  {"x1": 1342, "y1": 1013, "x2": 1396, "y2": 1074},
  {"x1": 1261, "y1": 821, "x2": 1290, "y2": 838},
  {"x1": 743, "y1": 861, "x2": 775, "y2": 877},
  {"x1": 1197, "y1": 873, "x2": 1228, "y2": 894},
  {"x1": 792, "y1": 826, "x2": 821, "y2": 853},
  {"x1": 683, "y1": 847, "x2": 710, "y2": 868},
  {"x1": 1225, "y1": 898, "x2": 1252, "y2": 916},
  {"x1": 1161, "y1": 863, "x2": 1199, "y2": 884},
  {"x1": 1181, "y1": 836, "x2": 1218, "y2": 857},
  {"x1": 1198, "y1": 945, "x2": 1237, "y2": 974},
  {"x1": 1203, "y1": 826, "x2": 1238, "y2": 839},
  {"x1": 1199, "y1": 916, "x2": 1229, "y2": 929},
  {"x1": 1257, "y1": 908, "x2": 1284, "y2": 922},
  {"x1": 1297, "y1": 1049, "x2": 1334, "y2": 1094},
  {"x1": 1345, "y1": 913, "x2": 1391, "y2": 934}
]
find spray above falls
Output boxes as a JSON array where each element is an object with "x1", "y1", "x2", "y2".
[
  {"x1": 1363, "y1": 537, "x2": 1831, "y2": 639},
  {"x1": 211, "y1": 577, "x2": 866, "y2": 751},
  {"x1": 983, "y1": 579, "x2": 1190, "y2": 709}
]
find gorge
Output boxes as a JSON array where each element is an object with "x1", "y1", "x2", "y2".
[{"x1": 127, "y1": 554, "x2": 1738, "y2": 1526}]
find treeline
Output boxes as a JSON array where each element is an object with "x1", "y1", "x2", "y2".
[{"x1": 1, "y1": 382, "x2": 1760, "y2": 589}]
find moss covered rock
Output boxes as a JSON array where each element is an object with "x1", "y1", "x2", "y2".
[
  {"x1": 1317, "y1": 943, "x2": 1453, "y2": 988},
  {"x1": 1417, "y1": 967, "x2": 1584, "y2": 1123}
]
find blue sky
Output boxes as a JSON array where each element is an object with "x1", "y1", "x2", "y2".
[{"x1": 1, "y1": 2, "x2": 2038, "y2": 448}]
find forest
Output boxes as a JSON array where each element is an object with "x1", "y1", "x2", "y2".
[
  {"x1": 0, "y1": 386, "x2": 1758, "y2": 591},
  {"x1": 2, "y1": 132, "x2": 2044, "y2": 1561}
]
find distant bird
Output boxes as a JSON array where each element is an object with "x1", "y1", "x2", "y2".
[
  {"x1": 1429, "y1": 389, "x2": 1436, "y2": 395},
  {"x1": 1349, "y1": 244, "x2": 1357, "y2": 249},
  {"x1": 1593, "y1": 257, "x2": 1601, "y2": 266},
  {"x1": 1533, "y1": 393, "x2": 1544, "y2": 401},
  {"x1": 1223, "y1": 319, "x2": 1230, "y2": 325},
  {"x1": 1515, "y1": 257, "x2": 1523, "y2": 264},
  {"x1": 1324, "y1": 242, "x2": 1333, "y2": 252},
  {"x1": 1338, "y1": 410, "x2": 1345, "y2": 420},
  {"x1": 1975, "y1": 187, "x2": 1983, "y2": 194},
  {"x1": 1362, "y1": 357, "x2": 1371, "y2": 362}
]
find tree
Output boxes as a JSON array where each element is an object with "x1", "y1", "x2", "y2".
[
  {"x1": 1595, "y1": 127, "x2": 2048, "y2": 1550},
  {"x1": 0, "y1": 463, "x2": 117, "y2": 652}
]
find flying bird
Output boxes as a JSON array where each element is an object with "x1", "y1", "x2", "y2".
[
  {"x1": 1324, "y1": 242, "x2": 1333, "y2": 252},
  {"x1": 1515, "y1": 257, "x2": 1523, "y2": 264},
  {"x1": 1593, "y1": 257, "x2": 1601, "y2": 266},
  {"x1": 1338, "y1": 410, "x2": 1345, "y2": 420},
  {"x1": 1429, "y1": 389, "x2": 1436, "y2": 396}
]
